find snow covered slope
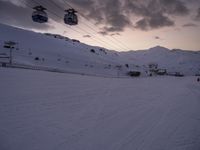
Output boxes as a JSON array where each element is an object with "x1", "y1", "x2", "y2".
[
  {"x1": 0, "y1": 23, "x2": 126, "y2": 77},
  {"x1": 0, "y1": 23, "x2": 200, "y2": 76},
  {"x1": 0, "y1": 68, "x2": 200, "y2": 150},
  {"x1": 121, "y1": 46, "x2": 200, "y2": 75}
]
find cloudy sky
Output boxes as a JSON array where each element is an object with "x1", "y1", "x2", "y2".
[{"x1": 0, "y1": 0, "x2": 200, "y2": 51}]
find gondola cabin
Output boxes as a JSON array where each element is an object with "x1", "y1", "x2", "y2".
[
  {"x1": 64, "y1": 9, "x2": 78, "y2": 25},
  {"x1": 32, "y1": 6, "x2": 48, "y2": 23}
]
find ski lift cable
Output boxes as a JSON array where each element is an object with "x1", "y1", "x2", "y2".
[
  {"x1": 19, "y1": 0, "x2": 99, "y2": 48},
  {"x1": 28, "y1": 0, "x2": 120, "y2": 50},
  {"x1": 77, "y1": 18, "x2": 128, "y2": 51},
  {"x1": 46, "y1": 0, "x2": 122, "y2": 51},
  {"x1": 76, "y1": 16, "x2": 130, "y2": 51},
  {"x1": 31, "y1": 0, "x2": 122, "y2": 51},
  {"x1": 18, "y1": 0, "x2": 119, "y2": 50},
  {"x1": 20, "y1": 0, "x2": 114, "y2": 50},
  {"x1": 61, "y1": 0, "x2": 129, "y2": 51},
  {"x1": 61, "y1": 0, "x2": 132, "y2": 51},
  {"x1": 37, "y1": 0, "x2": 121, "y2": 50}
]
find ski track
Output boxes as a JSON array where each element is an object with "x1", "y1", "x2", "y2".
[{"x1": 0, "y1": 68, "x2": 200, "y2": 150}]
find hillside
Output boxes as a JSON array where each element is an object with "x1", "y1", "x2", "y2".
[
  {"x1": 121, "y1": 46, "x2": 200, "y2": 75},
  {"x1": 0, "y1": 23, "x2": 200, "y2": 76}
]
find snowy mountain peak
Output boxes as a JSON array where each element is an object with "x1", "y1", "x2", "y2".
[
  {"x1": 0, "y1": 24, "x2": 200, "y2": 76},
  {"x1": 148, "y1": 46, "x2": 170, "y2": 52}
]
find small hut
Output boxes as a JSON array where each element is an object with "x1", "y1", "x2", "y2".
[{"x1": 127, "y1": 71, "x2": 141, "y2": 77}]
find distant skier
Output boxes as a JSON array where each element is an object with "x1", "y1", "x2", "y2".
[{"x1": 197, "y1": 78, "x2": 200, "y2": 82}]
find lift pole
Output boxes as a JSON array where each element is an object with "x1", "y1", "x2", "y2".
[{"x1": 4, "y1": 41, "x2": 16, "y2": 65}]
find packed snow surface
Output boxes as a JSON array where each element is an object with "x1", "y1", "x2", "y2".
[{"x1": 0, "y1": 68, "x2": 200, "y2": 150}]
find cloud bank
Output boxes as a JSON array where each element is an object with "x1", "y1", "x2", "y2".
[{"x1": 0, "y1": 0, "x2": 192, "y2": 34}]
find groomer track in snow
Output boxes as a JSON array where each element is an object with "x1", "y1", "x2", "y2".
[{"x1": 0, "y1": 68, "x2": 200, "y2": 150}]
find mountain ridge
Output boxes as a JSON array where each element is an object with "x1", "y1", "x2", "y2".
[{"x1": 0, "y1": 23, "x2": 200, "y2": 76}]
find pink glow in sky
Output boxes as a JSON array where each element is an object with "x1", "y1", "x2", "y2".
[{"x1": 0, "y1": 0, "x2": 200, "y2": 51}]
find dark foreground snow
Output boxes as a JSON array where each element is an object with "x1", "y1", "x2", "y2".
[{"x1": 0, "y1": 68, "x2": 200, "y2": 150}]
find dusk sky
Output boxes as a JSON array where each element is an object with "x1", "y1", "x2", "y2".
[{"x1": 0, "y1": 0, "x2": 200, "y2": 51}]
